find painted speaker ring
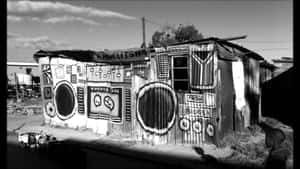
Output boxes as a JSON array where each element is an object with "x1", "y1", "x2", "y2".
[
  {"x1": 179, "y1": 118, "x2": 190, "y2": 131},
  {"x1": 136, "y1": 82, "x2": 177, "y2": 135},
  {"x1": 45, "y1": 102, "x2": 56, "y2": 117},
  {"x1": 54, "y1": 80, "x2": 76, "y2": 120},
  {"x1": 206, "y1": 123, "x2": 214, "y2": 137},
  {"x1": 192, "y1": 121, "x2": 202, "y2": 133}
]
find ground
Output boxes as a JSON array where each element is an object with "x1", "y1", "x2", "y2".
[{"x1": 7, "y1": 98, "x2": 293, "y2": 169}]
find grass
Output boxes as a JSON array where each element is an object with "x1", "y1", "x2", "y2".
[{"x1": 218, "y1": 125, "x2": 269, "y2": 167}]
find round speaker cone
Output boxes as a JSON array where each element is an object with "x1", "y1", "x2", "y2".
[
  {"x1": 55, "y1": 83, "x2": 75, "y2": 118},
  {"x1": 137, "y1": 82, "x2": 177, "y2": 134}
]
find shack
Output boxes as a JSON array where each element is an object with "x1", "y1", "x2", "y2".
[{"x1": 33, "y1": 37, "x2": 265, "y2": 146}]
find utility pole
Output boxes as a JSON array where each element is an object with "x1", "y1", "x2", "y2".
[
  {"x1": 14, "y1": 72, "x2": 21, "y2": 102},
  {"x1": 142, "y1": 17, "x2": 146, "y2": 49}
]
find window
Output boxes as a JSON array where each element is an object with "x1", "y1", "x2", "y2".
[{"x1": 173, "y1": 56, "x2": 189, "y2": 91}]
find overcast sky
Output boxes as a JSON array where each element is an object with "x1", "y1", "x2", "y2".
[{"x1": 7, "y1": 0, "x2": 293, "y2": 63}]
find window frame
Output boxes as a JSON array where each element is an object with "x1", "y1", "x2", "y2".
[{"x1": 172, "y1": 55, "x2": 190, "y2": 92}]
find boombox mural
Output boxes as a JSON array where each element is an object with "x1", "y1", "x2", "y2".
[{"x1": 34, "y1": 37, "x2": 263, "y2": 145}]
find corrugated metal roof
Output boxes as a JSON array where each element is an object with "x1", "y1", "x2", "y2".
[
  {"x1": 33, "y1": 37, "x2": 266, "y2": 63},
  {"x1": 33, "y1": 48, "x2": 149, "y2": 63},
  {"x1": 169, "y1": 36, "x2": 265, "y2": 61}
]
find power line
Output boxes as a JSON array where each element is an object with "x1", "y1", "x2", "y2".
[
  {"x1": 240, "y1": 41, "x2": 292, "y2": 44},
  {"x1": 233, "y1": 48, "x2": 292, "y2": 58},
  {"x1": 252, "y1": 48, "x2": 291, "y2": 51}
]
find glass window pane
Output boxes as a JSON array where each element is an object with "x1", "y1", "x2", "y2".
[
  {"x1": 173, "y1": 69, "x2": 188, "y2": 79},
  {"x1": 174, "y1": 57, "x2": 187, "y2": 67}
]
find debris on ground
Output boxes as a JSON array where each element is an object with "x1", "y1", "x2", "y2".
[
  {"x1": 18, "y1": 131, "x2": 57, "y2": 149},
  {"x1": 218, "y1": 125, "x2": 269, "y2": 168},
  {"x1": 259, "y1": 117, "x2": 293, "y2": 169},
  {"x1": 7, "y1": 98, "x2": 43, "y2": 116}
]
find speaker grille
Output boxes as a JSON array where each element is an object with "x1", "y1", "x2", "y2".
[
  {"x1": 125, "y1": 88, "x2": 131, "y2": 122},
  {"x1": 77, "y1": 87, "x2": 85, "y2": 115},
  {"x1": 156, "y1": 54, "x2": 169, "y2": 80},
  {"x1": 55, "y1": 83, "x2": 75, "y2": 118},
  {"x1": 137, "y1": 82, "x2": 177, "y2": 135}
]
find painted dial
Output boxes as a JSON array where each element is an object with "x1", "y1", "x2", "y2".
[
  {"x1": 94, "y1": 94, "x2": 101, "y2": 107},
  {"x1": 179, "y1": 118, "x2": 190, "y2": 131},
  {"x1": 192, "y1": 121, "x2": 202, "y2": 133},
  {"x1": 45, "y1": 102, "x2": 55, "y2": 117},
  {"x1": 206, "y1": 124, "x2": 214, "y2": 136}
]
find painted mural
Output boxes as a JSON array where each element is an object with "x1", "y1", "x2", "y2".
[
  {"x1": 34, "y1": 38, "x2": 263, "y2": 146},
  {"x1": 190, "y1": 44, "x2": 217, "y2": 89},
  {"x1": 41, "y1": 64, "x2": 53, "y2": 85},
  {"x1": 87, "y1": 86, "x2": 122, "y2": 123}
]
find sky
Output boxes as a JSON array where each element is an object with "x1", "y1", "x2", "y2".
[{"x1": 7, "y1": 0, "x2": 293, "y2": 63}]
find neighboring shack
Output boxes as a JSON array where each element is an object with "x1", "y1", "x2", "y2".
[
  {"x1": 33, "y1": 37, "x2": 266, "y2": 146},
  {"x1": 259, "y1": 60, "x2": 277, "y2": 84},
  {"x1": 272, "y1": 57, "x2": 293, "y2": 77},
  {"x1": 261, "y1": 67, "x2": 294, "y2": 128}
]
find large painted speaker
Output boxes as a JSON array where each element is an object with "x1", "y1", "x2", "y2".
[
  {"x1": 39, "y1": 57, "x2": 86, "y2": 129},
  {"x1": 54, "y1": 80, "x2": 76, "y2": 120},
  {"x1": 136, "y1": 82, "x2": 177, "y2": 135}
]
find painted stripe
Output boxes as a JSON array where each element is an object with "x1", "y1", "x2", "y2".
[{"x1": 190, "y1": 50, "x2": 214, "y2": 88}]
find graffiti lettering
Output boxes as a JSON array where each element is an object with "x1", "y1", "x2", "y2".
[{"x1": 87, "y1": 65, "x2": 124, "y2": 82}]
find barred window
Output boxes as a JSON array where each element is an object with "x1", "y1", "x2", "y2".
[{"x1": 173, "y1": 55, "x2": 189, "y2": 91}]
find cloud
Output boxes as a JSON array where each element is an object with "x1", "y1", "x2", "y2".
[
  {"x1": 7, "y1": 32, "x2": 20, "y2": 39},
  {"x1": 44, "y1": 16, "x2": 100, "y2": 25},
  {"x1": 11, "y1": 35, "x2": 70, "y2": 50},
  {"x1": 7, "y1": 15, "x2": 22, "y2": 22},
  {"x1": 7, "y1": 0, "x2": 136, "y2": 25}
]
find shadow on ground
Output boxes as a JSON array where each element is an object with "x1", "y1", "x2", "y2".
[{"x1": 7, "y1": 134, "x2": 267, "y2": 169}]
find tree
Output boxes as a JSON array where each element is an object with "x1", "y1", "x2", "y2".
[
  {"x1": 150, "y1": 25, "x2": 177, "y2": 47},
  {"x1": 150, "y1": 24, "x2": 203, "y2": 47},
  {"x1": 175, "y1": 24, "x2": 203, "y2": 42}
]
